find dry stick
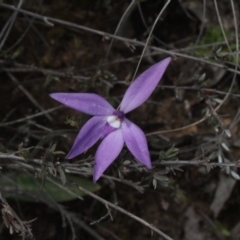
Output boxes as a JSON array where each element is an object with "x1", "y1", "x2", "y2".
[
  {"x1": 0, "y1": 3, "x2": 237, "y2": 135},
  {"x1": 5, "y1": 163, "x2": 103, "y2": 240},
  {"x1": 1, "y1": 3, "x2": 240, "y2": 75},
  {"x1": 0, "y1": 4, "x2": 233, "y2": 238},
  {"x1": 1, "y1": 41, "x2": 219, "y2": 73},
  {"x1": 0, "y1": 60, "x2": 89, "y2": 80},
  {"x1": 146, "y1": 95, "x2": 234, "y2": 135},
  {"x1": 2, "y1": 154, "x2": 240, "y2": 238},
  {"x1": 105, "y1": 0, "x2": 136, "y2": 60},
  {"x1": 213, "y1": 0, "x2": 231, "y2": 53},
  {"x1": 4, "y1": 168, "x2": 70, "y2": 239},
  {"x1": 115, "y1": 0, "x2": 171, "y2": 111},
  {"x1": 230, "y1": 108, "x2": 240, "y2": 130},
  {"x1": 6, "y1": 71, "x2": 53, "y2": 121},
  {"x1": 0, "y1": 0, "x2": 24, "y2": 50},
  {"x1": 230, "y1": 0, "x2": 239, "y2": 62},
  {"x1": 0, "y1": 192, "x2": 35, "y2": 239},
  {"x1": 0, "y1": 15, "x2": 14, "y2": 41},
  {"x1": 102, "y1": 174, "x2": 145, "y2": 193},
  {"x1": 1, "y1": 108, "x2": 16, "y2": 123},
  {"x1": 66, "y1": 167, "x2": 146, "y2": 193},
  {"x1": 194, "y1": 0, "x2": 206, "y2": 46},
  {"x1": 146, "y1": 117, "x2": 206, "y2": 136},
  {"x1": 1, "y1": 4, "x2": 238, "y2": 136},
  {"x1": 1, "y1": 60, "x2": 239, "y2": 98},
  {"x1": 8, "y1": 60, "x2": 237, "y2": 98},
  {"x1": 159, "y1": 85, "x2": 240, "y2": 98},
  {"x1": 148, "y1": 0, "x2": 239, "y2": 137},
  {"x1": 11, "y1": 159, "x2": 173, "y2": 240},
  {"x1": 0, "y1": 106, "x2": 62, "y2": 127},
  {"x1": 67, "y1": 183, "x2": 174, "y2": 240},
  {"x1": 198, "y1": 211, "x2": 225, "y2": 240},
  {"x1": 28, "y1": 120, "x2": 53, "y2": 132},
  {"x1": 6, "y1": 0, "x2": 45, "y2": 53},
  {"x1": 211, "y1": 0, "x2": 238, "y2": 111},
  {"x1": 1, "y1": 153, "x2": 239, "y2": 169},
  {"x1": 155, "y1": 160, "x2": 240, "y2": 168},
  {"x1": 9, "y1": 152, "x2": 239, "y2": 239},
  {"x1": 132, "y1": 0, "x2": 171, "y2": 81},
  {"x1": 17, "y1": 164, "x2": 120, "y2": 240},
  {"x1": 137, "y1": 1, "x2": 170, "y2": 48}
]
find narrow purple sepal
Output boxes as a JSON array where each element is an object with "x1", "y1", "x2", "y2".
[
  {"x1": 66, "y1": 116, "x2": 106, "y2": 159},
  {"x1": 50, "y1": 93, "x2": 115, "y2": 116},
  {"x1": 120, "y1": 57, "x2": 171, "y2": 113},
  {"x1": 101, "y1": 123, "x2": 116, "y2": 139},
  {"x1": 94, "y1": 129, "x2": 124, "y2": 182},
  {"x1": 122, "y1": 118, "x2": 151, "y2": 168}
]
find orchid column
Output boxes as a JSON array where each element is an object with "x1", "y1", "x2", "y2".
[{"x1": 50, "y1": 57, "x2": 171, "y2": 182}]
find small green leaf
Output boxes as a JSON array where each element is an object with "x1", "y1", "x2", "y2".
[
  {"x1": 154, "y1": 175, "x2": 169, "y2": 182},
  {"x1": 221, "y1": 142, "x2": 230, "y2": 152},
  {"x1": 230, "y1": 171, "x2": 240, "y2": 180},
  {"x1": 198, "y1": 72, "x2": 206, "y2": 82},
  {"x1": 208, "y1": 151, "x2": 217, "y2": 160},
  {"x1": 212, "y1": 98, "x2": 223, "y2": 104},
  {"x1": 11, "y1": 46, "x2": 24, "y2": 59},
  {"x1": 65, "y1": 117, "x2": 81, "y2": 128},
  {"x1": 204, "y1": 163, "x2": 212, "y2": 173},
  {"x1": 57, "y1": 165, "x2": 66, "y2": 185},
  {"x1": 152, "y1": 179, "x2": 157, "y2": 189},
  {"x1": 50, "y1": 143, "x2": 57, "y2": 152},
  {"x1": 215, "y1": 220, "x2": 231, "y2": 237},
  {"x1": 52, "y1": 151, "x2": 65, "y2": 155}
]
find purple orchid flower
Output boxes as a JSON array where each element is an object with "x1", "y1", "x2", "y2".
[{"x1": 50, "y1": 57, "x2": 171, "y2": 182}]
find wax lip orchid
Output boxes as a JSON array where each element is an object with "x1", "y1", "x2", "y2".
[{"x1": 50, "y1": 57, "x2": 171, "y2": 182}]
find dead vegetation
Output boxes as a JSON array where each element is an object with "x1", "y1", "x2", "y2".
[{"x1": 0, "y1": 0, "x2": 240, "y2": 239}]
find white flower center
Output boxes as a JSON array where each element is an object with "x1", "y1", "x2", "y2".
[{"x1": 107, "y1": 115, "x2": 121, "y2": 128}]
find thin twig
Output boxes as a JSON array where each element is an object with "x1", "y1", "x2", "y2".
[
  {"x1": 1, "y1": 3, "x2": 240, "y2": 75},
  {"x1": 71, "y1": 182, "x2": 174, "y2": 240},
  {"x1": 5, "y1": 0, "x2": 45, "y2": 53},
  {"x1": 1, "y1": 108, "x2": 16, "y2": 123},
  {"x1": 213, "y1": 0, "x2": 238, "y2": 111},
  {"x1": 136, "y1": 1, "x2": 170, "y2": 48},
  {"x1": 213, "y1": 0, "x2": 231, "y2": 52},
  {"x1": 194, "y1": 0, "x2": 206, "y2": 46},
  {"x1": 0, "y1": 60, "x2": 89, "y2": 80},
  {"x1": 132, "y1": 0, "x2": 171, "y2": 81},
  {"x1": 1, "y1": 153, "x2": 239, "y2": 171},
  {"x1": 66, "y1": 167, "x2": 146, "y2": 193},
  {"x1": 105, "y1": 0, "x2": 136, "y2": 60},
  {"x1": 6, "y1": 157, "x2": 173, "y2": 240},
  {"x1": 154, "y1": 159, "x2": 240, "y2": 168},
  {"x1": 159, "y1": 85, "x2": 240, "y2": 98},
  {"x1": 28, "y1": 120, "x2": 53, "y2": 132},
  {"x1": 146, "y1": 117, "x2": 206, "y2": 136},
  {"x1": 6, "y1": 71, "x2": 53, "y2": 121},
  {"x1": 0, "y1": 0, "x2": 24, "y2": 50},
  {"x1": 0, "y1": 106, "x2": 62, "y2": 127}
]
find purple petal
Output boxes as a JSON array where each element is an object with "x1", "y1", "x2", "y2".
[
  {"x1": 50, "y1": 93, "x2": 115, "y2": 116},
  {"x1": 122, "y1": 118, "x2": 151, "y2": 168},
  {"x1": 94, "y1": 129, "x2": 124, "y2": 182},
  {"x1": 66, "y1": 116, "x2": 106, "y2": 159},
  {"x1": 120, "y1": 57, "x2": 171, "y2": 113},
  {"x1": 101, "y1": 123, "x2": 116, "y2": 139}
]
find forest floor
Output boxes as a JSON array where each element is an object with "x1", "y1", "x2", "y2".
[{"x1": 0, "y1": 1, "x2": 240, "y2": 240}]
